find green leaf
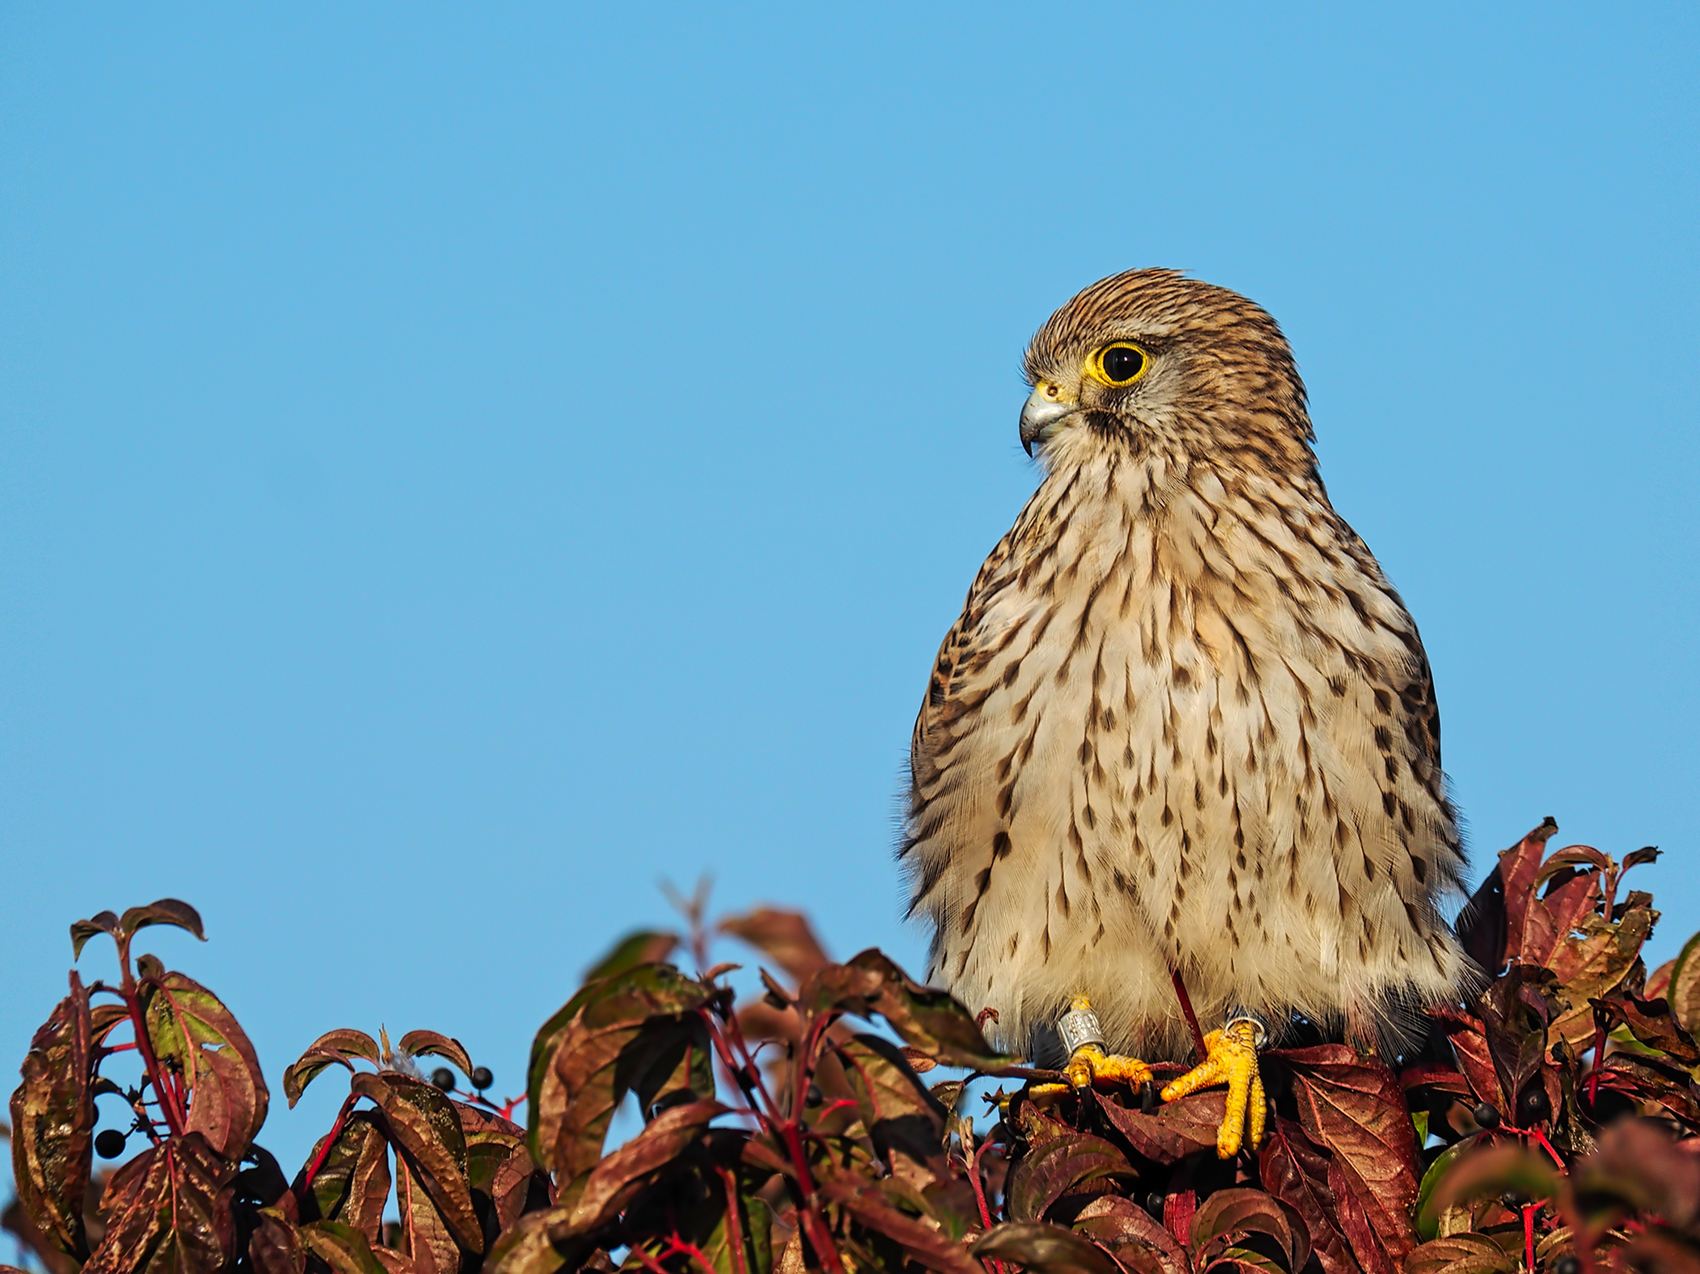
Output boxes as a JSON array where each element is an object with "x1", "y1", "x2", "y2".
[
  {"x1": 7, "y1": 977, "x2": 95, "y2": 1261},
  {"x1": 1416, "y1": 1136, "x2": 1480, "y2": 1241},
  {"x1": 973, "y1": 1221, "x2": 1122, "y2": 1274}
]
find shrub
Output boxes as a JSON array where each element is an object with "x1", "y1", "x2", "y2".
[{"x1": 6, "y1": 821, "x2": 1700, "y2": 1274}]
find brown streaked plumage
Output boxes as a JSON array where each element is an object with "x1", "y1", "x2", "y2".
[{"x1": 901, "y1": 269, "x2": 1470, "y2": 1067}]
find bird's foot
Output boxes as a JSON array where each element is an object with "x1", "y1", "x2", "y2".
[
  {"x1": 1029, "y1": 997, "x2": 1153, "y2": 1103},
  {"x1": 1159, "y1": 1016, "x2": 1267, "y2": 1159}
]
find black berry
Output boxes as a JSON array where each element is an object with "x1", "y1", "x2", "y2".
[
  {"x1": 471, "y1": 1066, "x2": 494, "y2": 1091},
  {"x1": 1518, "y1": 1085, "x2": 1552, "y2": 1124},
  {"x1": 1472, "y1": 1101, "x2": 1501, "y2": 1129},
  {"x1": 1555, "y1": 1257, "x2": 1581, "y2": 1274},
  {"x1": 805, "y1": 1084, "x2": 823, "y2": 1106},
  {"x1": 430, "y1": 1067, "x2": 455, "y2": 1092},
  {"x1": 95, "y1": 1129, "x2": 127, "y2": 1159}
]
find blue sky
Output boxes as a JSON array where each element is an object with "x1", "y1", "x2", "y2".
[{"x1": 3, "y1": 5, "x2": 1696, "y2": 1183}]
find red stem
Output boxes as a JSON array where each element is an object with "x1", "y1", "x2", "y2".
[
  {"x1": 1522, "y1": 1203, "x2": 1536, "y2": 1272},
  {"x1": 300, "y1": 1092, "x2": 360, "y2": 1193},
  {"x1": 1168, "y1": 965, "x2": 1208, "y2": 1061},
  {"x1": 972, "y1": 1138, "x2": 1005, "y2": 1274},
  {"x1": 120, "y1": 948, "x2": 186, "y2": 1137}
]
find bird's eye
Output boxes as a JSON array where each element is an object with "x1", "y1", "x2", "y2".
[{"x1": 1088, "y1": 342, "x2": 1149, "y2": 387}]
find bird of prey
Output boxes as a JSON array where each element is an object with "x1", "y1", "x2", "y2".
[{"x1": 901, "y1": 270, "x2": 1471, "y2": 1156}]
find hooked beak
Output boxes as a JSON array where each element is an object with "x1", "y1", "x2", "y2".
[{"x1": 1020, "y1": 384, "x2": 1077, "y2": 456}]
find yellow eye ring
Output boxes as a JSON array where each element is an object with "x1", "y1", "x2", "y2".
[{"x1": 1086, "y1": 342, "x2": 1150, "y2": 387}]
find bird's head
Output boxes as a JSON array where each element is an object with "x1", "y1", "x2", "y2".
[{"x1": 1019, "y1": 269, "x2": 1316, "y2": 478}]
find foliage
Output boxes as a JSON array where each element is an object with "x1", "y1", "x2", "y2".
[{"x1": 6, "y1": 822, "x2": 1700, "y2": 1274}]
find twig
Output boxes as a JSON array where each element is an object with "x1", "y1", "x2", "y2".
[{"x1": 1168, "y1": 965, "x2": 1208, "y2": 1062}]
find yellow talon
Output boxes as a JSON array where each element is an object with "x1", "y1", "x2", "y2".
[
  {"x1": 1064, "y1": 1043, "x2": 1155, "y2": 1089},
  {"x1": 1159, "y1": 1019, "x2": 1266, "y2": 1159}
]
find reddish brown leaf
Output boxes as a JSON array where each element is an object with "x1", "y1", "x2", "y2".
[
  {"x1": 1280, "y1": 1046, "x2": 1419, "y2": 1269},
  {"x1": 526, "y1": 962, "x2": 715, "y2": 1180},
  {"x1": 283, "y1": 1030, "x2": 380, "y2": 1107},
  {"x1": 1591, "y1": 990, "x2": 1700, "y2": 1065},
  {"x1": 796, "y1": 951, "x2": 1010, "y2": 1070},
  {"x1": 248, "y1": 1208, "x2": 306, "y2": 1274},
  {"x1": 84, "y1": 1134, "x2": 234, "y2": 1274},
  {"x1": 581, "y1": 931, "x2": 681, "y2": 984},
  {"x1": 298, "y1": 1220, "x2": 389, "y2": 1274},
  {"x1": 351, "y1": 1072, "x2": 481, "y2": 1252},
  {"x1": 7, "y1": 978, "x2": 94, "y2": 1261},
  {"x1": 719, "y1": 908, "x2": 832, "y2": 984},
  {"x1": 1006, "y1": 1130, "x2": 1136, "y2": 1222},
  {"x1": 394, "y1": 1149, "x2": 464, "y2": 1273},
  {"x1": 1574, "y1": 1118, "x2": 1700, "y2": 1229},
  {"x1": 1096, "y1": 1088, "x2": 1224, "y2": 1163},
  {"x1": 560, "y1": 1099, "x2": 727, "y2": 1235},
  {"x1": 817, "y1": 1161, "x2": 984, "y2": 1274},
  {"x1": 1404, "y1": 1233, "x2": 1517, "y2": 1274},
  {"x1": 1190, "y1": 1187, "x2": 1309, "y2": 1273},
  {"x1": 138, "y1": 969, "x2": 269, "y2": 1159},
  {"x1": 69, "y1": 912, "x2": 122, "y2": 960},
  {"x1": 118, "y1": 900, "x2": 206, "y2": 945},
  {"x1": 835, "y1": 1034, "x2": 948, "y2": 1169},
  {"x1": 1259, "y1": 1118, "x2": 1357, "y2": 1274},
  {"x1": 972, "y1": 1221, "x2": 1120, "y2": 1274},
  {"x1": 461, "y1": 1103, "x2": 546, "y2": 1236},
  {"x1": 297, "y1": 1112, "x2": 391, "y2": 1243},
  {"x1": 397, "y1": 1030, "x2": 474, "y2": 1077},
  {"x1": 1072, "y1": 1195, "x2": 1189, "y2": 1274}
]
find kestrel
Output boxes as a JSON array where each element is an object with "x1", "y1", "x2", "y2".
[{"x1": 901, "y1": 270, "x2": 1471, "y2": 1155}]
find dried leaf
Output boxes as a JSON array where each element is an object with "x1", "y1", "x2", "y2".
[
  {"x1": 398, "y1": 1031, "x2": 474, "y2": 1078},
  {"x1": 1006, "y1": 1131, "x2": 1136, "y2": 1222},
  {"x1": 973, "y1": 1221, "x2": 1121, "y2": 1274},
  {"x1": 719, "y1": 909, "x2": 831, "y2": 984},
  {"x1": 7, "y1": 979, "x2": 94, "y2": 1261},
  {"x1": 139, "y1": 969, "x2": 269, "y2": 1159},
  {"x1": 84, "y1": 1134, "x2": 234, "y2": 1274}
]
